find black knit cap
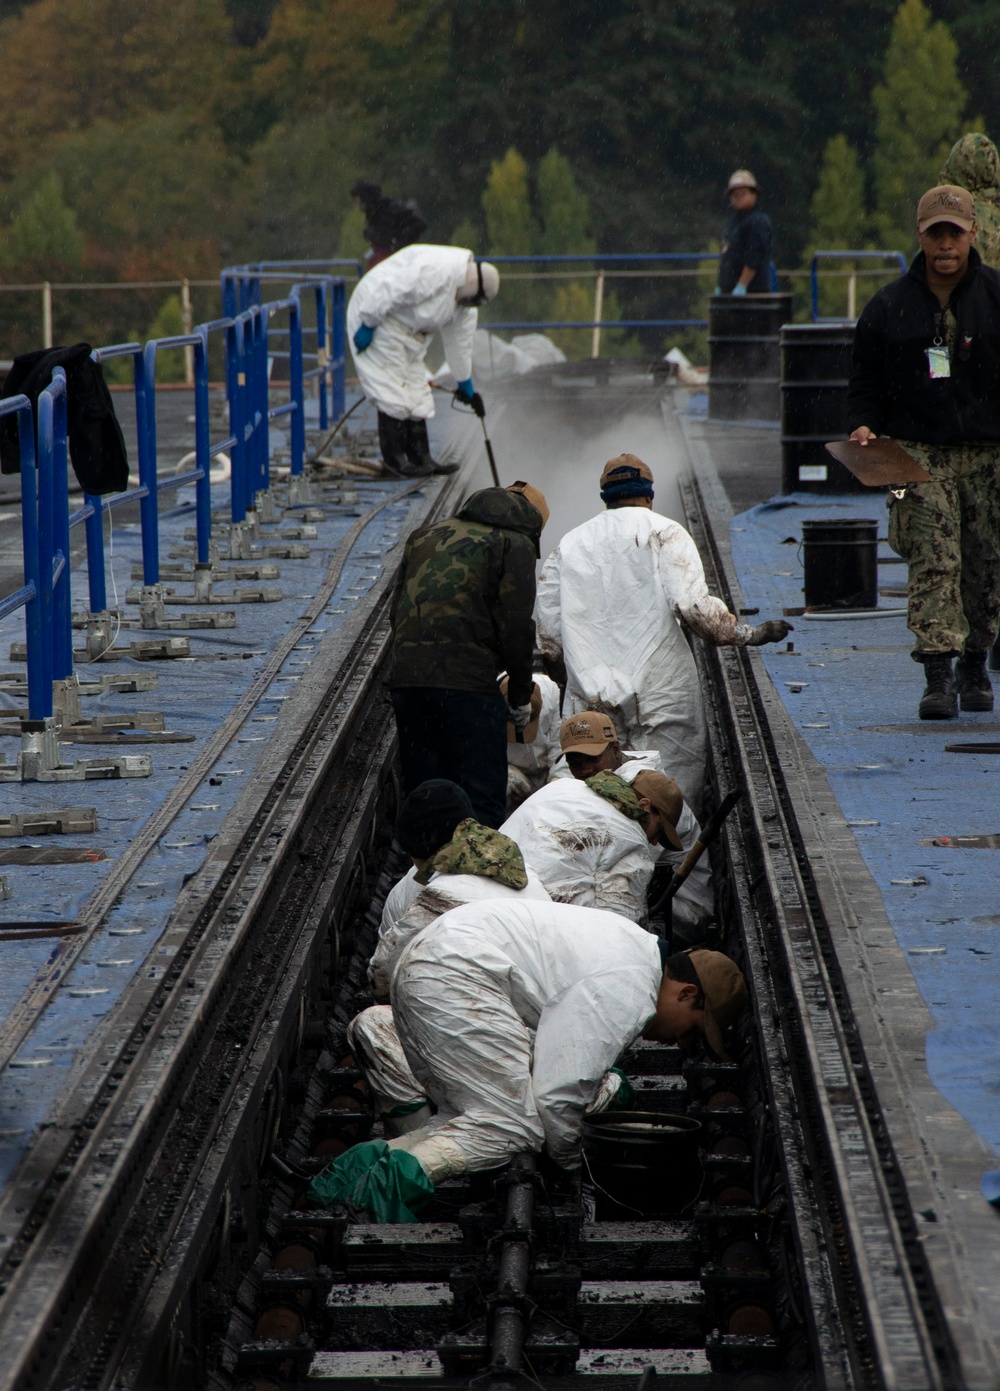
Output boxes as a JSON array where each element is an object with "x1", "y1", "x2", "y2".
[{"x1": 395, "y1": 779, "x2": 473, "y2": 859}]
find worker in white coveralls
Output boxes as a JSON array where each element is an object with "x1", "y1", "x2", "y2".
[
  {"x1": 551, "y1": 711, "x2": 717, "y2": 942},
  {"x1": 499, "y1": 712, "x2": 686, "y2": 924},
  {"x1": 347, "y1": 243, "x2": 500, "y2": 478},
  {"x1": 499, "y1": 671, "x2": 564, "y2": 810},
  {"x1": 308, "y1": 902, "x2": 748, "y2": 1221},
  {"x1": 348, "y1": 779, "x2": 549, "y2": 1136},
  {"x1": 535, "y1": 454, "x2": 792, "y2": 809}
]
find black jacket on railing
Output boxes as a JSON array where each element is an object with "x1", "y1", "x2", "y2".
[
  {"x1": 848, "y1": 247, "x2": 1000, "y2": 443},
  {"x1": 0, "y1": 343, "x2": 129, "y2": 494}
]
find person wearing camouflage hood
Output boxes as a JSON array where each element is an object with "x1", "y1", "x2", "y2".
[
  {"x1": 388, "y1": 481, "x2": 548, "y2": 827},
  {"x1": 940, "y1": 134, "x2": 1000, "y2": 270}
]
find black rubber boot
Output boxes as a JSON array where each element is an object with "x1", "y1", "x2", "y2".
[
  {"x1": 406, "y1": 419, "x2": 458, "y2": 475},
  {"x1": 955, "y1": 649, "x2": 994, "y2": 712},
  {"x1": 378, "y1": 412, "x2": 434, "y2": 477},
  {"x1": 918, "y1": 654, "x2": 958, "y2": 720}
]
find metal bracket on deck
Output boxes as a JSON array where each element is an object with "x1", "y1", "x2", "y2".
[
  {"x1": 124, "y1": 566, "x2": 281, "y2": 606},
  {"x1": 0, "y1": 875, "x2": 10, "y2": 899},
  {"x1": 138, "y1": 559, "x2": 281, "y2": 582},
  {"x1": 285, "y1": 472, "x2": 314, "y2": 506},
  {"x1": 0, "y1": 718, "x2": 152, "y2": 782},
  {"x1": 0, "y1": 806, "x2": 98, "y2": 836},
  {"x1": 133, "y1": 583, "x2": 237, "y2": 630}
]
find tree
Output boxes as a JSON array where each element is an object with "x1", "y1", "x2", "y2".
[
  {"x1": 807, "y1": 135, "x2": 870, "y2": 318},
  {"x1": 536, "y1": 148, "x2": 596, "y2": 356},
  {"x1": 147, "y1": 293, "x2": 187, "y2": 383},
  {"x1": 1, "y1": 173, "x2": 83, "y2": 276},
  {"x1": 871, "y1": 0, "x2": 967, "y2": 254},
  {"x1": 481, "y1": 148, "x2": 535, "y2": 257}
]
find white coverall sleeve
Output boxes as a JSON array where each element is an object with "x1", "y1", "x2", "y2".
[
  {"x1": 663, "y1": 525, "x2": 751, "y2": 646},
  {"x1": 593, "y1": 842, "x2": 656, "y2": 924},
  {"x1": 532, "y1": 970, "x2": 657, "y2": 1168},
  {"x1": 534, "y1": 549, "x2": 564, "y2": 662},
  {"x1": 438, "y1": 306, "x2": 478, "y2": 384}
]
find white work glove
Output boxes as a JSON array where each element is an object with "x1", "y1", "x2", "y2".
[{"x1": 507, "y1": 702, "x2": 533, "y2": 730}]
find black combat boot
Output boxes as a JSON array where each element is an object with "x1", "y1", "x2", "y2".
[
  {"x1": 378, "y1": 411, "x2": 434, "y2": 477},
  {"x1": 406, "y1": 418, "x2": 459, "y2": 475},
  {"x1": 955, "y1": 649, "x2": 994, "y2": 712},
  {"x1": 918, "y1": 653, "x2": 958, "y2": 720}
]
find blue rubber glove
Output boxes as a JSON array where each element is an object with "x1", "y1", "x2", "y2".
[
  {"x1": 732, "y1": 282, "x2": 748, "y2": 297},
  {"x1": 353, "y1": 323, "x2": 375, "y2": 353},
  {"x1": 455, "y1": 377, "x2": 475, "y2": 402}
]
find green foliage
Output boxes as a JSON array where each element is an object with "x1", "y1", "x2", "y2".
[
  {"x1": 337, "y1": 205, "x2": 367, "y2": 262},
  {"x1": 482, "y1": 148, "x2": 535, "y2": 257},
  {"x1": 871, "y1": 0, "x2": 967, "y2": 254},
  {"x1": 147, "y1": 294, "x2": 187, "y2": 383},
  {"x1": 450, "y1": 218, "x2": 479, "y2": 250},
  {"x1": 1, "y1": 173, "x2": 83, "y2": 275},
  {"x1": 808, "y1": 134, "x2": 869, "y2": 318},
  {"x1": 536, "y1": 148, "x2": 594, "y2": 258}
]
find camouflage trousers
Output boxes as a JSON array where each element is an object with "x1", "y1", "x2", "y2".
[{"x1": 888, "y1": 441, "x2": 1000, "y2": 658}]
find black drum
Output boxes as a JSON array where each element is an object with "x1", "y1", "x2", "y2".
[
  {"x1": 708, "y1": 294, "x2": 792, "y2": 422},
  {"x1": 781, "y1": 321, "x2": 862, "y2": 493},
  {"x1": 582, "y1": 1110, "x2": 703, "y2": 1218},
  {"x1": 802, "y1": 517, "x2": 878, "y2": 610}
]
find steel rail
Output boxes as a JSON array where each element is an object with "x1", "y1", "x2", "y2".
[
  {"x1": 0, "y1": 474, "x2": 461, "y2": 1391},
  {"x1": 680, "y1": 464, "x2": 962, "y2": 1390}
]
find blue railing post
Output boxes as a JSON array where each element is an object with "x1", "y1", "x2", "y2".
[
  {"x1": 139, "y1": 342, "x2": 163, "y2": 587},
  {"x1": 252, "y1": 307, "x2": 269, "y2": 499},
  {"x1": 83, "y1": 493, "x2": 108, "y2": 614},
  {"x1": 193, "y1": 329, "x2": 212, "y2": 565},
  {"x1": 314, "y1": 283, "x2": 330, "y2": 433},
  {"x1": 226, "y1": 317, "x2": 248, "y2": 525},
  {"x1": 7, "y1": 398, "x2": 47, "y2": 720},
  {"x1": 288, "y1": 295, "x2": 305, "y2": 477},
  {"x1": 331, "y1": 278, "x2": 346, "y2": 422},
  {"x1": 49, "y1": 370, "x2": 73, "y2": 685}
]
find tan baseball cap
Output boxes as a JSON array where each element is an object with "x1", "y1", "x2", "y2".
[
  {"x1": 559, "y1": 710, "x2": 618, "y2": 756},
  {"x1": 499, "y1": 676, "x2": 542, "y2": 743},
  {"x1": 507, "y1": 480, "x2": 550, "y2": 528},
  {"x1": 917, "y1": 184, "x2": 976, "y2": 233},
  {"x1": 688, "y1": 949, "x2": 748, "y2": 1059},
  {"x1": 599, "y1": 453, "x2": 653, "y2": 488},
  {"x1": 727, "y1": 169, "x2": 759, "y2": 192},
  {"x1": 630, "y1": 770, "x2": 684, "y2": 851}
]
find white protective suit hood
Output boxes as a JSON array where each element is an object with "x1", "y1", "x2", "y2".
[
  {"x1": 347, "y1": 244, "x2": 479, "y2": 421},
  {"x1": 391, "y1": 899, "x2": 663, "y2": 1171},
  {"x1": 535, "y1": 507, "x2": 741, "y2": 808}
]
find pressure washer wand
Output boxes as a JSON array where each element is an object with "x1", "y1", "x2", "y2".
[
  {"x1": 650, "y1": 787, "x2": 743, "y2": 917},
  {"x1": 480, "y1": 412, "x2": 501, "y2": 487}
]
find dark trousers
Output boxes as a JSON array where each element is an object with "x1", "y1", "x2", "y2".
[{"x1": 391, "y1": 687, "x2": 509, "y2": 829}]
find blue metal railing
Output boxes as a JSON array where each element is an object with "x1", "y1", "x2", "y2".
[
  {"x1": 810, "y1": 250, "x2": 907, "y2": 323},
  {"x1": 1, "y1": 274, "x2": 349, "y2": 753}
]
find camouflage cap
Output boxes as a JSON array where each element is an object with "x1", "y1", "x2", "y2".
[
  {"x1": 917, "y1": 185, "x2": 976, "y2": 233},
  {"x1": 560, "y1": 710, "x2": 618, "y2": 756}
]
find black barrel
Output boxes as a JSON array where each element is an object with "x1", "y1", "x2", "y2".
[
  {"x1": 708, "y1": 294, "x2": 792, "y2": 422},
  {"x1": 781, "y1": 321, "x2": 862, "y2": 493},
  {"x1": 582, "y1": 1110, "x2": 703, "y2": 1218},
  {"x1": 802, "y1": 518, "x2": 878, "y2": 610}
]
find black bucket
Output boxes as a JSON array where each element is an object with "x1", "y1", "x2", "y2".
[
  {"x1": 780, "y1": 321, "x2": 863, "y2": 493},
  {"x1": 802, "y1": 518, "x2": 878, "y2": 610},
  {"x1": 582, "y1": 1110, "x2": 703, "y2": 1218},
  {"x1": 708, "y1": 294, "x2": 792, "y2": 422}
]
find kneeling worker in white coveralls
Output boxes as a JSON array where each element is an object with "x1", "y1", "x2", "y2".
[
  {"x1": 553, "y1": 710, "x2": 717, "y2": 941},
  {"x1": 535, "y1": 454, "x2": 792, "y2": 809},
  {"x1": 499, "y1": 710, "x2": 685, "y2": 923},
  {"x1": 348, "y1": 243, "x2": 500, "y2": 478},
  {"x1": 308, "y1": 901, "x2": 748, "y2": 1221},
  {"x1": 349, "y1": 778, "x2": 549, "y2": 1135}
]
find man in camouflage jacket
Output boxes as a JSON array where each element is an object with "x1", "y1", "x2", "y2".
[
  {"x1": 388, "y1": 481, "x2": 548, "y2": 826},
  {"x1": 940, "y1": 135, "x2": 1000, "y2": 270}
]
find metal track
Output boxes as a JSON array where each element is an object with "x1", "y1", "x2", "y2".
[
  {"x1": 0, "y1": 473, "x2": 463, "y2": 1391},
  {"x1": 680, "y1": 466, "x2": 964, "y2": 1391}
]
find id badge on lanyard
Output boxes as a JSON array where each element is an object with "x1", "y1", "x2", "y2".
[{"x1": 926, "y1": 345, "x2": 951, "y2": 378}]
